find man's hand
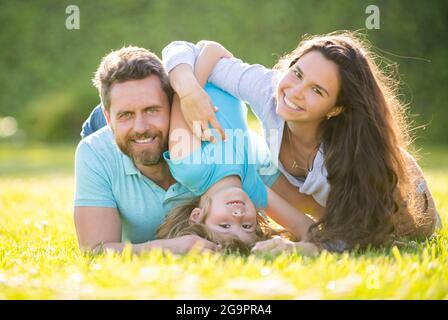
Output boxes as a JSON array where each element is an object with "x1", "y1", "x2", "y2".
[
  {"x1": 251, "y1": 237, "x2": 319, "y2": 256},
  {"x1": 155, "y1": 235, "x2": 220, "y2": 254},
  {"x1": 178, "y1": 84, "x2": 225, "y2": 142}
]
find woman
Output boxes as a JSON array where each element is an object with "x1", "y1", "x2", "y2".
[{"x1": 163, "y1": 31, "x2": 440, "y2": 252}]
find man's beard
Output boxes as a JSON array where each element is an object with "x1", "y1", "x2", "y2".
[{"x1": 116, "y1": 130, "x2": 167, "y2": 166}]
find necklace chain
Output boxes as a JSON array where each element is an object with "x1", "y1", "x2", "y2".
[{"x1": 285, "y1": 125, "x2": 315, "y2": 173}]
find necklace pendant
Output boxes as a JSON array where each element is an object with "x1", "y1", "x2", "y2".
[{"x1": 292, "y1": 160, "x2": 300, "y2": 169}]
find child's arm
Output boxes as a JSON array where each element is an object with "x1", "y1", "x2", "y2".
[
  {"x1": 264, "y1": 188, "x2": 315, "y2": 241},
  {"x1": 194, "y1": 41, "x2": 233, "y2": 87}
]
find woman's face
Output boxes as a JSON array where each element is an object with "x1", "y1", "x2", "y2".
[
  {"x1": 191, "y1": 187, "x2": 258, "y2": 245},
  {"x1": 276, "y1": 50, "x2": 341, "y2": 123}
]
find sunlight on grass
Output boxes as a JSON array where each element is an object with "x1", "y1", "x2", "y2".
[
  {"x1": 0, "y1": 143, "x2": 76, "y2": 176},
  {"x1": 0, "y1": 143, "x2": 447, "y2": 299}
]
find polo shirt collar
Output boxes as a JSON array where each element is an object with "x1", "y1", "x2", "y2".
[{"x1": 122, "y1": 153, "x2": 139, "y2": 176}]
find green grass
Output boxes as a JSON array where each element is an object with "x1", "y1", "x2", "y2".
[
  {"x1": 0, "y1": 143, "x2": 75, "y2": 177},
  {"x1": 0, "y1": 142, "x2": 447, "y2": 299}
]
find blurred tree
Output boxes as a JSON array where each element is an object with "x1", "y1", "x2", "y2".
[{"x1": 0, "y1": 0, "x2": 446, "y2": 143}]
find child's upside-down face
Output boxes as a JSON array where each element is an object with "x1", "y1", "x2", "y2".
[{"x1": 190, "y1": 186, "x2": 259, "y2": 246}]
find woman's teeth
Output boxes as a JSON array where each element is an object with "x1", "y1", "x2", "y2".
[{"x1": 284, "y1": 96, "x2": 303, "y2": 111}]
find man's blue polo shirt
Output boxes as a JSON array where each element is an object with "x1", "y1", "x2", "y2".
[{"x1": 74, "y1": 126, "x2": 195, "y2": 243}]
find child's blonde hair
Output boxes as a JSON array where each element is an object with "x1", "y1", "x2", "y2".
[{"x1": 156, "y1": 197, "x2": 293, "y2": 254}]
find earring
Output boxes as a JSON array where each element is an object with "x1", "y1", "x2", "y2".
[{"x1": 326, "y1": 114, "x2": 332, "y2": 120}]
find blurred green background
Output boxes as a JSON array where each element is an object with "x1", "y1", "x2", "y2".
[{"x1": 0, "y1": 0, "x2": 447, "y2": 149}]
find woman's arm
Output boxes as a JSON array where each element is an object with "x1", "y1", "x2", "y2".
[
  {"x1": 252, "y1": 189, "x2": 321, "y2": 256},
  {"x1": 194, "y1": 41, "x2": 233, "y2": 87},
  {"x1": 163, "y1": 40, "x2": 275, "y2": 105},
  {"x1": 167, "y1": 41, "x2": 233, "y2": 95},
  {"x1": 265, "y1": 188, "x2": 315, "y2": 241},
  {"x1": 270, "y1": 174, "x2": 326, "y2": 220},
  {"x1": 163, "y1": 40, "x2": 276, "y2": 138}
]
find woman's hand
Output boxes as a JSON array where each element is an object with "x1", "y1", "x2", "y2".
[
  {"x1": 251, "y1": 237, "x2": 320, "y2": 256},
  {"x1": 154, "y1": 235, "x2": 221, "y2": 254}
]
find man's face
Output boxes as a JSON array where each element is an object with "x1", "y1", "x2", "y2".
[{"x1": 105, "y1": 75, "x2": 170, "y2": 166}]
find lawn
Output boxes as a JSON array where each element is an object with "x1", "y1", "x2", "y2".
[{"x1": 0, "y1": 142, "x2": 447, "y2": 299}]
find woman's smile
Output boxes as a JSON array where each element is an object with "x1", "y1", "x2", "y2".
[{"x1": 283, "y1": 94, "x2": 305, "y2": 111}]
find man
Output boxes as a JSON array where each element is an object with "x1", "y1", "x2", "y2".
[{"x1": 74, "y1": 46, "x2": 219, "y2": 254}]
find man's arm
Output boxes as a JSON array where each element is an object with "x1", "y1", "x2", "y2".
[
  {"x1": 74, "y1": 141, "x2": 218, "y2": 254},
  {"x1": 74, "y1": 206, "x2": 123, "y2": 253},
  {"x1": 74, "y1": 206, "x2": 218, "y2": 254}
]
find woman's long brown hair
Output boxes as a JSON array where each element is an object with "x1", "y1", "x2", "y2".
[{"x1": 276, "y1": 31, "x2": 421, "y2": 250}]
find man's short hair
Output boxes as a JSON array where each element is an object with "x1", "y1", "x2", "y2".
[{"x1": 92, "y1": 46, "x2": 173, "y2": 111}]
